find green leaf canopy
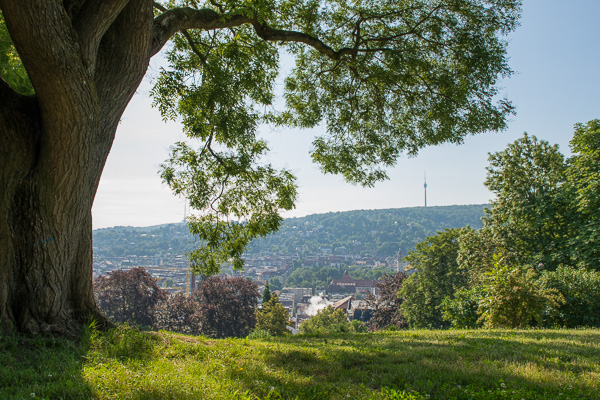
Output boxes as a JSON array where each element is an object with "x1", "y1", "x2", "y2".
[{"x1": 150, "y1": 0, "x2": 520, "y2": 273}]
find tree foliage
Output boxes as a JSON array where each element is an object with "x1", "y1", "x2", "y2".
[
  {"x1": 543, "y1": 266, "x2": 600, "y2": 328},
  {"x1": 441, "y1": 285, "x2": 482, "y2": 329},
  {"x1": 300, "y1": 305, "x2": 349, "y2": 334},
  {"x1": 94, "y1": 268, "x2": 168, "y2": 328},
  {"x1": 443, "y1": 121, "x2": 600, "y2": 329},
  {"x1": 262, "y1": 281, "x2": 272, "y2": 304},
  {"x1": 482, "y1": 133, "x2": 568, "y2": 269},
  {"x1": 154, "y1": 292, "x2": 203, "y2": 335},
  {"x1": 399, "y1": 229, "x2": 466, "y2": 329},
  {"x1": 150, "y1": 0, "x2": 520, "y2": 274},
  {"x1": 269, "y1": 277, "x2": 283, "y2": 291},
  {"x1": 0, "y1": 11, "x2": 32, "y2": 94},
  {"x1": 476, "y1": 261, "x2": 562, "y2": 329},
  {"x1": 563, "y1": 119, "x2": 600, "y2": 270},
  {"x1": 408, "y1": 120, "x2": 600, "y2": 330},
  {"x1": 194, "y1": 276, "x2": 260, "y2": 338},
  {"x1": 364, "y1": 272, "x2": 408, "y2": 331},
  {"x1": 255, "y1": 295, "x2": 289, "y2": 336}
]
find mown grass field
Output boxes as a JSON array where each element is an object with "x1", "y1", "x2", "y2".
[{"x1": 1, "y1": 327, "x2": 599, "y2": 399}]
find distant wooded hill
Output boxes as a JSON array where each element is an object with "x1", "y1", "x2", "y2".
[{"x1": 93, "y1": 204, "x2": 486, "y2": 259}]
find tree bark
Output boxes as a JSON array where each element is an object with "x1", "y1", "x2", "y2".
[{"x1": 0, "y1": 0, "x2": 153, "y2": 335}]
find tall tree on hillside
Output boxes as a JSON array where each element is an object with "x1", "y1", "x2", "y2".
[
  {"x1": 563, "y1": 119, "x2": 600, "y2": 270},
  {"x1": 0, "y1": 1, "x2": 520, "y2": 335},
  {"x1": 476, "y1": 134, "x2": 569, "y2": 270},
  {"x1": 262, "y1": 281, "x2": 272, "y2": 304},
  {"x1": 399, "y1": 229, "x2": 465, "y2": 329}
]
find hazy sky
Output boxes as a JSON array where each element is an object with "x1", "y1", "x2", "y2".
[{"x1": 92, "y1": 0, "x2": 600, "y2": 230}]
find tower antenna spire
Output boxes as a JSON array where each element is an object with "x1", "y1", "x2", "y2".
[{"x1": 424, "y1": 171, "x2": 427, "y2": 208}]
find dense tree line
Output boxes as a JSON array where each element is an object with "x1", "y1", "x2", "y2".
[
  {"x1": 396, "y1": 121, "x2": 600, "y2": 329},
  {"x1": 93, "y1": 205, "x2": 485, "y2": 259}
]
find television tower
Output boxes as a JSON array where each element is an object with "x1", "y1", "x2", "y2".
[
  {"x1": 424, "y1": 172, "x2": 427, "y2": 207},
  {"x1": 183, "y1": 199, "x2": 187, "y2": 223}
]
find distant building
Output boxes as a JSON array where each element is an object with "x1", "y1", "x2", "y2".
[
  {"x1": 328, "y1": 271, "x2": 378, "y2": 296},
  {"x1": 332, "y1": 296, "x2": 353, "y2": 313},
  {"x1": 281, "y1": 287, "x2": 313, "y2": 303}
]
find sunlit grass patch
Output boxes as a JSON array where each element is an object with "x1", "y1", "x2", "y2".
[{"x1": 2, "y1": 327, "x2": 599, "y2": 399}]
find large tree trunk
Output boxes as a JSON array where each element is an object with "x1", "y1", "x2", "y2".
[
  {"x1": 0, "y1": 0, "x2": 154, "y2": 335},
  {"x1": 0, "y1": 81, "x2": 104, "y2": 335}
]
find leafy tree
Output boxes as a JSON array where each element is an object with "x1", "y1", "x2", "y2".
[
  {"x1": 563, "y1": 119, "x2": 600, "y2": 270},
  {"x1": 94, "y1": 268, "x2": 167, "y2": 328},
  {"x1": 255, "y1": 295, "x2": 289, "y2": 336},
  {"x1": 543, "y1": 266, "x2": 600, "y2": 328},
  {"x1": 269, "y1": 277, "x2": 283, "y2": 292},
  {"x1": 300, "y1": 305, "x2": 349, "y2": 334},
  {"x1": 451, "y1": 123, "x2": 600, "y2": 328},
  {"x1": 262, "y1": 281, "x2": 272, "y2": 304},
  {"x1": 441, "y1": 286, "x2": 483, "y2": 329},
  {"x1": 477, "y1": 260, "x2": 563, "y2": 329},
  {"x1": 154, "y1": 292, "x2": 203, "y2": 335},
  {"x1": 194, "y1": 276, "x2": 259, "y2": 338},
  {"x1": 399, "y1": 229, "x2": 466, "y2": 329},
  {"x1": 0, "y1": 1, "x2": 520, "y2": 335},
  {"x1": 364, "y1": 272, "x2": 408, "y2": 331},
  {"x1": 482, "y1": 133, "x2": 569, "y2": 269}
]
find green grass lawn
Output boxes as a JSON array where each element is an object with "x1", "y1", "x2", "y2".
[{"x1": 1, "y1": 327, "x2": 599, "y2": 399}]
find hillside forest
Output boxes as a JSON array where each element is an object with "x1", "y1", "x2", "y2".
[{"x1": 93, "y1": 204, "x2": 485, "y2": 259}]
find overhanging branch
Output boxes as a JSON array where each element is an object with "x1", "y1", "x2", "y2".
[
  {"x1": 250, "y1": 23, "x2": 356, "y2": 60},
  {"x1": 151, "y1": 7, "x2": 251, "y2": 56},
  {"x1": 150, "y1": 5, "x2": 360, "y2": 60}
]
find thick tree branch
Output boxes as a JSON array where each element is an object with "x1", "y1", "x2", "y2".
[
  {"x1": 0, "y1": 0, "x2": 96, "y2": 149},
  {"x1": 151, "y1": 7, "x2": 250, "y2": 56},
  {"x1": 73, "y1": 0, "x2": 131, "y2": 72},
  {"x1": 153, "y1": 2, "x2": 207, "y2": 63},
  {"x1": 152, "y1": 5, "x2": 410, "y2": 61},
  {"x1": 151, "y1": 6, "x2": 360, "y2": 60},
  {"x1": 251, "y1": 23, "x2": 357, "y2": 60}
]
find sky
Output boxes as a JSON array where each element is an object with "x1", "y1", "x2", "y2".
[{"x1": 92, "y1": 0, "x2": 600, "y2": 230}]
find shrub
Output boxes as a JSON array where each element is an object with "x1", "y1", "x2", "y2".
[
  {"x1": 194, "y1": 276, "x2": 260, "y2": 338},
  {"x1": 300, "y1": 306, "x2": 349, "y2": 334},
  {"x1": 255, "y1": 295, "x2": 290, "y2": 336},
  {"x1": 543, "y1": 266, "x2": 600, "y2": 327},
  {"x1": 350, "y1": 319, "x2": 368, "y2": 333},
  {"x1": 94, "y1": 267, "x2": 167, "y2": 328},
  {"x1": 441, "y1": 286, "x2": 483, "y2": 329},
  {"x1": 478, "y1": 263, "x2": 563, "y2": 328},
  {"x1": 154, "y1": 292, "x2": 203, "y2": 335}
]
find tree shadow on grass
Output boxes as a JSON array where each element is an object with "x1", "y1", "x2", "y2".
[
  {"x1": 245, "y1": 330, "x2": 600, "y2": 399},
  {"x1": 0, "y1": 332, "x2": 94, "y2": 400}
]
